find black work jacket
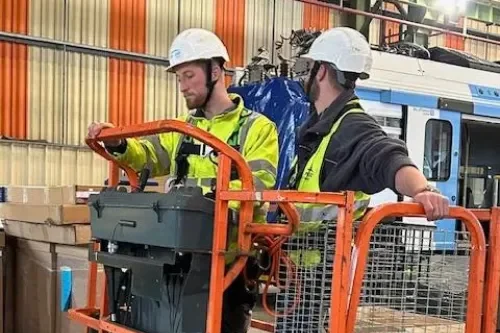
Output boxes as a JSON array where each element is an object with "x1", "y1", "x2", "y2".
[{"x1": 293, "y1": 89, "x2": 416, "y2": 195}]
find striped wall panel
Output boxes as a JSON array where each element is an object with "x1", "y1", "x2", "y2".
[
  {"x1": 330, "y1": 7, "x2": 342, "y2": 28},
  {"x1": 0, "y1": 0, "x2": 28, "y2": 140},
  {"x1": 274, "y1": 0, "x2": 304, "y2": 61},
  {"x1": 179, "y1": 0, "x2": 215, "y2": 31},
  {"x1": 64, "y1": 0, "x2": 109, "y2": 145},
  {"x1": 0, "y1": 140, "x2": 107, "y2": 186},
  {"x1": 145, "y1": 0, "x2": 179, "y2": 122},
  {"x1": 245, "y1": 0, "x2": 340, "y2": 68},
  {"x1": 216, "y1": 0, "x2": 246, "y2": 69},
  {"x1": 28, "y1": 48, "x2": 63, "y2": 143},
  {"x1": 28, "y1": 0, "x2": 109, "y2": 145},
  {"x1": 28, "y1": 0, "x2": 63, "y2": 143},
  {"x1": 303, "y1": 1, "x2": 330, "y2": 30},
  {"x1": 465, "y1": 19, "x2": 500, "y2": 61},
  {"x1": 109, "y1": 0, "x2": 146, "y2": 127},
  {"x1": 3, "y1": 0, "x2": 500, "y2": 188},
  {"x1": 245, "y1": 0, "x2": 275, "y2": 66}
]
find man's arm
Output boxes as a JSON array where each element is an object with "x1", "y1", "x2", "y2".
[
  {"x1": 105, "y1": 135, "x2": 173, "y2": 178},
  {"x1": 322, "y1": 113, "x2": 416, "y2": 194},
  {"x1": 395, "y1": 165, "x2": 429, "y2": 197},
  {"x1": 88, "y1": 122, "x2": 173, "y2": 178},
  {"x1": 324, "y1": 113, "x2": 449, "y2": 220}
]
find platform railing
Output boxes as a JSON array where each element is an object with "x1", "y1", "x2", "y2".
[
  {"x1": 67, "y1": 120, "x2": 355, "y2": 333},
  {"x1": 66, "y1": 119, "x2": 499, "y2": 333},
  {"x1": 345, "y1": 204, "x2": 487, "y2": 333}
]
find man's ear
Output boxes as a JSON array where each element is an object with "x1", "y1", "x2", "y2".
[
  {"x1": 212, "y1": 63, "x2": 222, "y2": 81},
  {"x1": 317, "y1": 63, "x2": 329, "y2": 82}
]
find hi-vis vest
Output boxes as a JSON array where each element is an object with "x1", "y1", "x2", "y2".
[
  {"x1": 288, "y1": 105, "x2": 371, "y2": 267},
  {"x1": 112, "y1": 94, "x2": 279, "y2": 264}
]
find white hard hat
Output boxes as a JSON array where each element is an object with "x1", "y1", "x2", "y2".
[
  {"x1": 167, "y1": 28, "x2": 230, "y2": 72},
  {"x1": 301, "y1": 27, "x2": 372, "y2": 79}
]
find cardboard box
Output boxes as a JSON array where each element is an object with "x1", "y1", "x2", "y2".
[
  {"x1": 4, "y1": 182, "x2": 168, "y2": 206},
  {"x1": 4, "y1": 220, "x2": 91, "y2": 245},
  {"x1": 10, "y1": 239, "x2": 103, "y2": 333},
  {"x1": 0, "y1": 204, "x2": 89, "y2": 225},
  {"x1": 5, "y1": 186, "x2": 101, "y2": 205}
]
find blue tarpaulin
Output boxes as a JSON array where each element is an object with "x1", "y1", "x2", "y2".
[{"x1": 228, "y1": 77, "x2": 310, "y2": 191}]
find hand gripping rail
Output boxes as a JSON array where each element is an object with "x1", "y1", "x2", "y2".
[
  {"x1": 345, "y1": 203, "x2": 487, "y2": 333},
  {"x1": 67, "y1": 119, "x2": 357, "y2": 333}
]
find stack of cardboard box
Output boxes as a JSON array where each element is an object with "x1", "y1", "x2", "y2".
[
  {"x1": 0, "y1": 185, "x2": 105, "y2": 333},
  {"x1": 0, "y1": 185, "x2": 100, "y2": 245},
  {"x1": 0, "y1": 180, "x2": 168, "y2": 333}
]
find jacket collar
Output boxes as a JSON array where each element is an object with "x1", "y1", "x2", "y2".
[
  {"x1": 300, "y1": 89, "x2": 358, "y2": 138},
  {"x1": 191, "y1": 93, "x2": 243, "y2": 119}
]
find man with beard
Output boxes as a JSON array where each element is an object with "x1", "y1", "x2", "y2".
[
  {"x1": 87, "y1": 28, "x2": 279, "y2": 333},
  {"x1": 275, "y1": 27, "x2": 450, "y2": 332}
]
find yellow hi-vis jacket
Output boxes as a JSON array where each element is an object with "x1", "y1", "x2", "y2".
[
  {"x1": 111, "y1": 94, "x2": 279, "y2": 263},
  {"x1": 288, "y1": 101, "x2": 371, "y2": 267}
]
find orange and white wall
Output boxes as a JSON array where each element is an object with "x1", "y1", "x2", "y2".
[{"x1": 0, "y1": 0, "x2": 498, "y2": 186}]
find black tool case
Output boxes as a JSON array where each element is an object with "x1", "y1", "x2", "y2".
[{"x1": 88, "y1": 186, "x2": 222, "y2": 333}]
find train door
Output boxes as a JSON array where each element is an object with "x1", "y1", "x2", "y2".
[{"x1": 405, "y1": 106, "x2": 461, "y2": 250}]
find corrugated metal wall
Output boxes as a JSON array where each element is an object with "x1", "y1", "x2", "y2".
[
  {"x1": 109, "y1": 0, "x2": 146, "y2": 127},
  {"x1": 0, "y1": 140, "x2": 107, "y2": 186},
  {"x1": 1, "y1": 0, "x2": 28, "y2": 139},
  {"x1": 1, "y1": 0, "x2": 500, "y2": 186},
  {"x1": 465, "y1": 18, "x2": 500, "y2": 60},
  {"x1": 145, "y1": 0, "x2": 179, "y2": 122}
]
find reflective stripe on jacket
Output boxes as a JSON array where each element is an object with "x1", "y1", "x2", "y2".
[
  {"x1": 111, "y1": 93, "x2": 279, "y2": 263},
  {"x1": 288, "y1": 103, "x2": 371, "y2": 267}
]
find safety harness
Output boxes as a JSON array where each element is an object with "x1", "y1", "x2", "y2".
[{"x1": 173, "y1": 109, "x2": 253, "y2": 187}]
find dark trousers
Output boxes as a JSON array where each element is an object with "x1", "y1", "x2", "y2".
[{"x1": 222, "y1": 273, "x2": 257, "y2": 333}]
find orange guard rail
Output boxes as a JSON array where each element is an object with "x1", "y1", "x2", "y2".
[
  {"x1": 67, "y1": 120, "x2": 500, "y2": 333},
  {"x1": 67, "y1": 119, "x2": 356, "y2": 333}
]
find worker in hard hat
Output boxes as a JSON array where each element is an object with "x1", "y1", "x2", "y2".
[
  {"x1": 87, "y1": 28, "x2": 279, "y2": 333},
  {"x1": 276, "y1": 27, "x2": 450, "y2": 332},
  {"x1": 290, "y1": 26, "x2": 449, "y2": 226}
]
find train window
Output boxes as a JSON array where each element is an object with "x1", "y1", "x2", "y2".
[{"x1": 423, "y1": 119, "x2": 452, "y2": 181}]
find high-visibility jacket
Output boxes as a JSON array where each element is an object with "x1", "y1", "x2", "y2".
[
  {"x1": 288, "y1": 102, "x2": 371, "y2": 267},
  {"x1": 111, "y1": 94, "x2": 279, "y2": 263}
]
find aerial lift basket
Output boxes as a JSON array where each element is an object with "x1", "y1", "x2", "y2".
[
  {"x1": 66, "y1": 119, "x2": 356, "y2": 333},
  {"x1": 67, "y1": 120, "x2": 489, "y2": 333}
]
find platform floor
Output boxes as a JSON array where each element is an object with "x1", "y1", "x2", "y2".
[{"x1": 248, "y1": 305, "x2": 465, "y2": 333}]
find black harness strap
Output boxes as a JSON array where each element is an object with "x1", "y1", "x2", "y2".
[{"x1": 174, "y1": 111, "x2": 252, "y2": 186}]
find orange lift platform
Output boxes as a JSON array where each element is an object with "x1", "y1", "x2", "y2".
[{"x1": 67, "y1": 120, "x2": 500, "y2": 333}]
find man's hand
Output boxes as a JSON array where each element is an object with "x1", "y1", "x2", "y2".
[
  {"x1": 413, "y1": 190, "x2": 450, "y2": 221},
  {"x1": 87, "y1": 122, "x2": 121, "y2": 147},
  {"x1": 395, "y1": 166, "x2": 451, "y2": 220}
]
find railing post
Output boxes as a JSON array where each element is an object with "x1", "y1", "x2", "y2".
[{"x1": 482, "y1": 207, "x2": 500, "y2": 333}]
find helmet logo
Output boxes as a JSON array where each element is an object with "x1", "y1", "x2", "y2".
[{"x1": 170, "y1": 49, "x2": 181, "y2": 61}]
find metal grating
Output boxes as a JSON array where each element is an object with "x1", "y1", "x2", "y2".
[
  {"x1": 274, "y1": 221, "x2": 335, "y2": 332},
  {"x1": 356, "y1": 224, "x2": 469, "y2": 333},
  {"x1": 273, "y1": 222, "x2": 470, "y2": 333}
]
